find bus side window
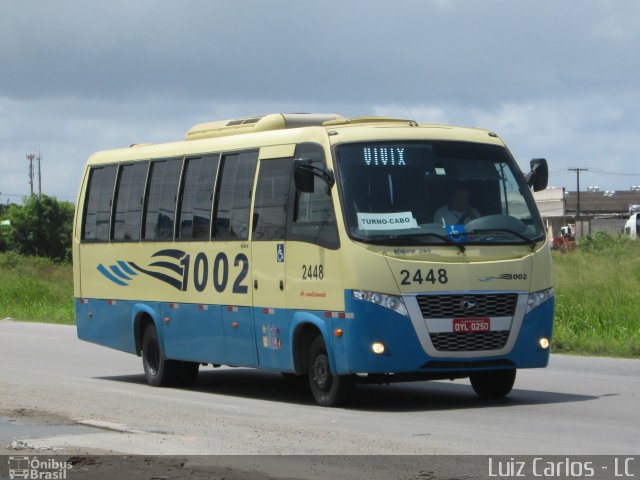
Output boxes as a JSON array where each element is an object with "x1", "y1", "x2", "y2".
[
  {"x1": 177, "y1": 155, "x2": 218, "y2": 241},
  {"x1": 214, "y1": 151, "x2": 258, "y2": 241},
  {"x1": 143, "y1": 158, "x2": 182, "y2": 241},
  {"x1": 112, "y1": 163, "x2": 148, "y2": 242},
  {"x1": 252, "y1": 158, "x2": 292, "y2": 241},
  {"x1": 288, "y1": 143, "x2": 339, "y2": 249},
  {"x1": 82, "y1": 165, "x2": 117, "y2": 242}
]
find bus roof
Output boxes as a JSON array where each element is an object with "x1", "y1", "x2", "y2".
[{"x1": 86, "y1": 113, "x2": 506, "y2": 165}]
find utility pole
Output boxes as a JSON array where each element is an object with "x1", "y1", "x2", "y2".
[
  {"x1": 26, "y1": 153, "x2": 35, "y2": 196},
  {"x1": 25, "y1": 152, "x2": 42, "y2": 197},
  {"x1": 37, "y1": 152, "x2": 42, "y2": 197},
  {"x1": 568, "y1": 168, "x2": 588, "y2": 220}
]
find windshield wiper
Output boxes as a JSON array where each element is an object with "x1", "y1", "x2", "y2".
[
  {"x1": 364, "y1": 233, "x2": 466, "y2": 253},
  {"x1": 466, "y1": 229, "x2": 538, "y2": 250}
]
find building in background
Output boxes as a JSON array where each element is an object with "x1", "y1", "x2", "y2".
[{"x1": 533, "y1": 187, "x2": 640, "y2": 240}]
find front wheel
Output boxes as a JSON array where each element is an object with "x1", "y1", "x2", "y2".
[
  {"x1": 308, "y1": 336, "x2": 355, "y2": 407},
  {"x1": 141, "y1": 324, "x2": 199, "y2": 387},
  {"x1": 470, "y1": 369, "x2": 516, "y2": 398}
]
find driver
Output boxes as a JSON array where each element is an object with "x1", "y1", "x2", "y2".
[{"x1": 433, "y1": 185, "x2": 480, "y2": 225}]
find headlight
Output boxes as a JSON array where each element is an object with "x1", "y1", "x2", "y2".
[
  {"x1": 353, "y1": 290, "x2": 408, "y2": 317},
  {"x1": 526, "y1": 287, "x2": 555, "y2": 313}
]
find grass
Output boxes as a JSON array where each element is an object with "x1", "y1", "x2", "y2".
[
  {"x1": 552, "y1": 232, "x2": 640, "y2": 358},
  {"x1": 0, "y1": 252, "x2": 74, "y2": 324},
  {"x1": 1, "y1": 234, "x2": 639, "y2": 357}
]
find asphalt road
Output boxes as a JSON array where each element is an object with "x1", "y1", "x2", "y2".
[{"x1": 1, "y1": 320, "x2": 638, "y2": 461}]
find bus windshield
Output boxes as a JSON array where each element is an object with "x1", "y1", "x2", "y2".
[{"x1": 335, "y1": 141, "x2": 545, "y2": 246}]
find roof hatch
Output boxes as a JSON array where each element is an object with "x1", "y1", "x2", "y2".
[
  {"x1": 322, "y1": 116, "x2": 416, "y2": 126},
  {"x1": 185, "y1": 113, "x2": 344, "y2": 140}
]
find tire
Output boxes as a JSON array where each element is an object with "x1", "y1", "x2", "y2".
[
  {"x1": 470, "y1": 369, "x2": 516, "y2": 398},
  {"x1": 307, "y1": 336, "x2": 355, "y2": 407},
  {"x1": 141, "y1": 324, "x2": 199, "y2": 387}
]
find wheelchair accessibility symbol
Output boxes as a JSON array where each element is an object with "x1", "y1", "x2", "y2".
[{"x1": 276, "y1": 243, "x2": 285, "y2": 263}]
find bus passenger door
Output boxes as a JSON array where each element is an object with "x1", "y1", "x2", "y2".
[
  {"x1": 214, "y1": 151, "x2": 259, "y2": 367},
  {"x1": 285, "y1": 143, "x2": 345, "y2": 370},
  {"x1": 251, "y1": 155, "x2": 293, "y2": 370}
]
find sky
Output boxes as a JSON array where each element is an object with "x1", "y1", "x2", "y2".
[{"x1": 1, "y1": 0, "x2": 639, "y2": 205}]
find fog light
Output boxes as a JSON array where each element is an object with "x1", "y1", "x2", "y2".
[
  {"x1": 539, "y1": 337, "x2": 550, "y2": 350},
  {"x1": 371, "y1": 342, "x2": 385, "y2": 355}
]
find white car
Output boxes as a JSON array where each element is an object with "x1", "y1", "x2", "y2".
[{"x1": 624, "y1": 213, "x2": 639, "y2": 239}]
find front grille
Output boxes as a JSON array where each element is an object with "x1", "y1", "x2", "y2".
[
  {"x1": 416, "y1": 293, "x2": 518, "y2": 318},
  {"x1": 430, "y1": 331, "x2": 510, "y2": 352}
]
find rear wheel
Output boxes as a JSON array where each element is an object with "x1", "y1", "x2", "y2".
[
  {"x1": 470, "y1": 369, "x2": 516, "y2": 398},
  {"x1": 141, "y1": 324, "x2": 198, "y2": 387},
  {"x1": 307, "y1": 336, "x2": 355, "y2": 407}
]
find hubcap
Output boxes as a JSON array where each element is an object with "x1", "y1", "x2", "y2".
[
  {"x1": 312, "y1": 354, "x2": 330, "y2": 391},
  {"x1": 146, "y1": 338, "x2": 160, "y2": 376}
]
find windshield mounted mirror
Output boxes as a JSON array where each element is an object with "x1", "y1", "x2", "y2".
[
  {"x1": 293, "y1": 158, "x2": 335, "y2": 193},
  {"x1": 525, "y1": 158, "x2": 548, "y2": 192}
]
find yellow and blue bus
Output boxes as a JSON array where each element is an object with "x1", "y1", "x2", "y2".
[{"x1": 73, "y1": 113, "x2": 554, "y2": 406}]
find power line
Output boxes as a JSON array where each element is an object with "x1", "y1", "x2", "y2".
[
  {"x1": 0, "y1": 193, "x2": 76, "y2": 200},
  {"x1": 0, "y1": 193, "x2": 29, "y2": 197},
  {"x1": 588, "y1": 168, "x2": 640, "y2": 176},
  {"x1": 550, "y1": 168, "x2": 640, "y2": 177}
]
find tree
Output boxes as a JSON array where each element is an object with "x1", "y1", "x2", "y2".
[
  {"x1": 0, "y1": 202, "x2": 11, "y2": 252},
  {"x1": 7, "y1": 195, "x2": 75, "y2": 262}
]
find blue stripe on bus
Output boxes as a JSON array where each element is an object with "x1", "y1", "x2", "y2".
[
  {"x1": 117, "y1": 261, "x2": 137, "y2": 276},
  {"x1": 109, "y1": 265, "x2": 133, "y2": 281},
  {"x1": 148, "y1": 260, "x2": 183, "y2": 275},
  {"x1": 152, "y1": 249, "x2": 186, "y2": 259},
  {"x1": 96, "y1": 264, "x2": 129, "y2": 286},
  {"x1": 129, "y1": 262, "x2": 183, "y2": 290}
]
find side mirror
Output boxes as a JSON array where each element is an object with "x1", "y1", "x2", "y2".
[
  {"x1": 293, "y1": 158, "x2": 335, "y2": 193},
  {"x1": 525, "y1": 158, "x2": 548, "y2": 192}
]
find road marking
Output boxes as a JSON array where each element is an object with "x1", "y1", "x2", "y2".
[{"x1": 75, "y1": 419, "x2": 147, "y2": 434}]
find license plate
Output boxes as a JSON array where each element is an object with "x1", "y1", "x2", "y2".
[{"x1": 452, "y1": 317, "x2": 491, "y2": 334}]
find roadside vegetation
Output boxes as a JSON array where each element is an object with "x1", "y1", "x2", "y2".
[
  {"x1": 552, "y1": 232, "x2": 640, "y2": 358},
  {"x1": 0, "y1": 195, "x2": 74, "y2": 262},
  {"x1": 0, "y1": 196, "x2": 75, "y2": 324},
  {"x1": 0, "y1": 251, "x2": 74, "y2": 324}
]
